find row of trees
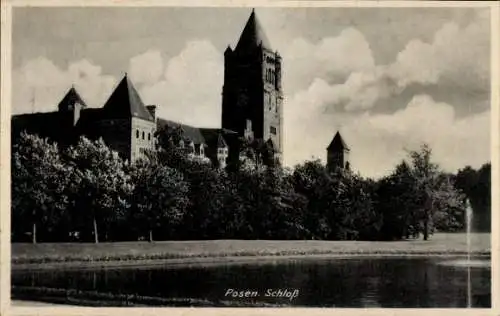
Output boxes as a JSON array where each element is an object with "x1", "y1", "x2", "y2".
[{"x1": 11, "y1": 129, "x2": 490, "y2": 243}]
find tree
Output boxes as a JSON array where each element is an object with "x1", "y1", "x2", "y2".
[
  {"x1": 236, "y1": 137, "x2": 278, "y2": 170},
  {"x1": 181, "y1": 160, "x2": 229, "y2": 239},
  {"x1": 406, "y1": 144, "x2": 464, "y2": 240},
  {"x1": 65, "y1": 137, "x2": 132, "y2": 243},
  {"x1": 129, "y1": 158, "x2": 189, "y2": 242},
  {"x1": 432, "y1": 173, "x2": 465, "y2": 232},
  {"x1": 454, "y1": 163, "x2": 491, "y2": 232},
  {"x1": 11, "y1": 132, "x2": 71, "y2": 243},
  {"x1": 342, "y1": 173, "x2": 381, "y2": 241},
  {"x1": 292, "y1": 160, "x2": 347, "y2": 240},
  {"x1": 377, "y1": 161, "x2": 419, "y2": 240}
]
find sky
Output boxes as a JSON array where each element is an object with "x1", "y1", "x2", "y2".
[{"x1": 11, "y1": 6, "x2": 491, "y2": 178}]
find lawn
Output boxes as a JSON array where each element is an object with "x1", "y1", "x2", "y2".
[{"x1": 11, "y1": 233, "x2": 490, "y2": 267}]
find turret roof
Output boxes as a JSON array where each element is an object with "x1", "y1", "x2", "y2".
[
  {"x1": 58, "y1": 86, "x2": 88, "y2": 111},
  {"x1": 235, "y1": 9, "x2": 272, "y2": 51},
  {"x1": 327, "y1": 131, "x2": 350, "y2": 151}
]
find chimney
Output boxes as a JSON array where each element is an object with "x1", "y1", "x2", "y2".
[
  {"x1": 73, "y1": 102, "x2": 83, "y2": 126},
  {"x1": 146, "y1": 105, "x2": 156, "y2": 120},
  {"x1": 244, "y1": 119, "x2": 254, "y2": 140}
]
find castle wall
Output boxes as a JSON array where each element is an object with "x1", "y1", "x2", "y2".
[
  {"x1": 262, "y1": 50, "x2": 283, "y2": 158},
  {"x1": 90, "y1": 118, "x2": 132, "y2": 162},
  {"x1": 131, "y1": 117, "x2": 156, "y2": 162}
]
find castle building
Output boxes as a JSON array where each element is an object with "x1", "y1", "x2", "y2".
[
  {"x1": 326, "y1": 131, "x2": 350, "y2": 172},
  {"x1": 11, "y1": 10, "x2": 282, "y2": 167},
  {"x1": 222, "y1": 9, "x2": 283, "y2": 164},
  {"x1": 12, "y1": 75, "x2": 157, "y2": 163}
]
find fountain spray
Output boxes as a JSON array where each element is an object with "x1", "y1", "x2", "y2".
[{"x1": 466, "y1": 198, "x2": 473, "y2": 308}]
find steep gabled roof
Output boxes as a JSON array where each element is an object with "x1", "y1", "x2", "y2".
[
  {"x1": 199, "y1": 128, "x2": 235, "y2": 149},
  {"x1": 157, "y1": 119, "x2": 206, "y2": 145},
  {"x1": 235, "y1": 9, "x2": 272, "y2": 51},
  {"x1": 327, "y1": 131, "x2": 350, "y2": 151},
  {"x1": 102, "y1": 75, "x2": 154, "y2": 121},
  {"x1": 58, "y1": 86, "x2": 88, "y2": 111}
]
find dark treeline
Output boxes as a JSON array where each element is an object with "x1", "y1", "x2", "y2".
[
  {"x1": 11, "y1": 128, "x2": 491, "y2": 243},
  {"x1": 453, "y1": 164, "x2": 491, "y2": 232}
]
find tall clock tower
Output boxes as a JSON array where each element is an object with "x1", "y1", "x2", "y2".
[{"x1": 221, "y1": 9, "x2": 283, "y2": 163}]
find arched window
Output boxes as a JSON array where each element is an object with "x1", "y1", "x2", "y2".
[
  {"x1": 142, "y1": 131, "x2": 145, "y2": 140},
  {"x1": 136, "y1": 130, "x2": 139, "y2": 138},
  {"x1": 148, "y1": 133, "x2": 151, "y2": 141}
]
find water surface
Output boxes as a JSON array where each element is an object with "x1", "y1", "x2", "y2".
[{"x1": 12, "y1": 257, "x2": 491, "y2": 307}]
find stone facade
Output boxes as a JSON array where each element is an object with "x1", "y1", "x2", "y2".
[
  {"x1": 11, "y1": 10, "x2": 287, "y2": 167},
  {"x1": 222, "y1": 9, "x2": 283, "y2": 164},
  {"x1": 131, "y1": 116, "x2": 156, "y2": 162},
  {"x1": 12, "y1": 75, "x2": 157, "y2": 163}
]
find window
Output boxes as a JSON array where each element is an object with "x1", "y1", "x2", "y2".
[
  {"x1": 148, "y1": 133, "x2": 151, "y2": 141},
  {"x1": 142, "y1": 131, "x2": 145, "y2": 140},
  {"x1": 270, "y1": 126, "x2": 277, "y2": 135},
  {"x1": 136, "y1": 130, "x2": 139, "y2": 138}
]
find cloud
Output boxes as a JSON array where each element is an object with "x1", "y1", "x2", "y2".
[
  {"x1": 282, "y1": 28, "x2": 375, "y2": 93},
  {"x1": 128, "y1": 50, "x2": 164, "y2": 85},
  {"x1": 282, "y1": 9, "x2": 490, "y2": 177},
  {"x1": 284, "y1": 94, "x2": 490, "y2": 178},
  {"x1": 289, "y1": 66, "x2": 402, "y2": 113},
  {"x1": 137, "y1": 40, "x2": 223, "y2": 127},
  {"x1": 388, "y1": 9, "x2": 489, "y2": 90},
  {"x1": 11, "y1": 10, "x2": 489, "y2": 179},
  {"x1": 12, "y1": 57, "x2": 116, "y2": 114},
  {"x1": 282, "y1": 9, "x2": 489, "y2": 114}
]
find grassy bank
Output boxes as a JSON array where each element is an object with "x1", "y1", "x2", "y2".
[{"x1": 11, "y1": 233, "x2": 490, "y2": 267}]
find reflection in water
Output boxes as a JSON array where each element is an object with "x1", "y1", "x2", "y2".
[{"x1": 12, "y1": 257, "x2": 491, "y2": 308}]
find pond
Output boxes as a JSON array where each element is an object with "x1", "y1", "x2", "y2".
[{"x1": 11, "y1": 257, "x2": 491, "y2": 308}]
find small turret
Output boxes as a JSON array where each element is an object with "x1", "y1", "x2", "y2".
[
  {"x1": 57, "y1": 86, "x2": 88, "y2": 126},
  {"x1": 326, "y1": 131, "x2": 350, "y2": 172}
]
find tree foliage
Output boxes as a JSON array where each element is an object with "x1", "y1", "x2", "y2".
[
  {"x1": 11, "y1": 132, "x2": 71, "y2": 243},
  {"x1": 129, "y1": 157, "x2": 189, "y2": 241},
  {"x1": 65, "y1": 137, "x2": 133, "y2": 243},
  {"x1": 454, "y1": 163, "x2": 491, "y2": 232},
  {"x1": 11, "y1": 133, "x2": 486, "y2": 243}
]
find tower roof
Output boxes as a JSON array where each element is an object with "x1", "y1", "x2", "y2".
[
  {"x1": 58, "y1": 86, "x2": 88, "y2": 111},
  {"x1": 235, "y1": 9, "x2": 272, "y2": 51},
  {"x1": 327, "y1": 131, "x2": 350, "y2": 151},
  {"x1": 217, "y1": 133, "x2": 228, "y2": 148},
  {"x1": 103, "y1": 74, "x2": 154, "y2": 121}
]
